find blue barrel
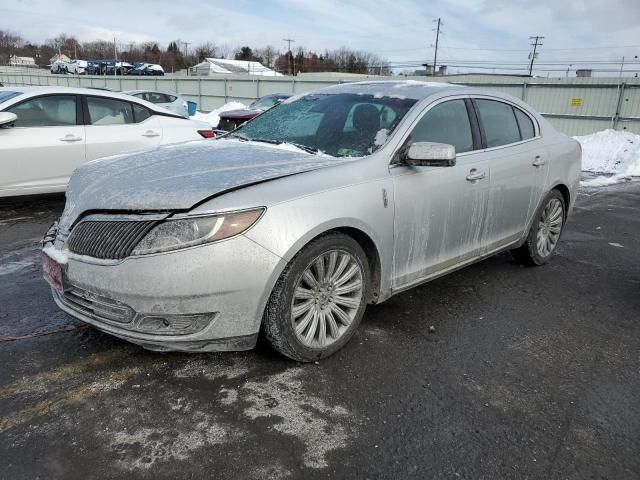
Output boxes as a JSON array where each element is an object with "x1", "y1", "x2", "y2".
[{"x1": 187, "y1": 101, "x2": 197, "y2": 116}]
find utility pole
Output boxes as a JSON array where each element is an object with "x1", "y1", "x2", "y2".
[
  {"x1": 432, "y1": 18, "x2": 441, "y2": 76},
  {"x1": 182, "y1": 41, "x2": 191, "y2": 75},
  {"x1": 528, "y1": 35, "x2": 544, "y2": 76},
  {"x1": 283, "y1": 38, "x2": 295, "y2": 75}
]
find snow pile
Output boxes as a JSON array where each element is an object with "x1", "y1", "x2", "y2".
[
  {"x1": 576, "y1": 129, "x2": 640, "y2": 187},
  {"x1": 192, "y1": 101, "x2": 246, "y2": 128}
]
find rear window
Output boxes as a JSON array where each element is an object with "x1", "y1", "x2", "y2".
[
  {"x1": 514, "y1": 107, "x2": 535, "y2": 140},
  {"x1": 475, "y1": 99, "x2": 521, "y2": 148}
]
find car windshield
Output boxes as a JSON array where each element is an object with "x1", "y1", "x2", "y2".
[
  {"x1": 231, "y1": 93, "x2": 417, "y2": 157},
  {"x1": 0, "y1": 91, "x2": 22, "y2": 104}
]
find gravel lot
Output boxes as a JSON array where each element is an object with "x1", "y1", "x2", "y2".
[{"x1": 1, "y1": 183, "x2": 639, "y2": 479}]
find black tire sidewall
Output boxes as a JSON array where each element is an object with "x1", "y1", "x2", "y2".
[{"x1": 264, "y1": 233, "x2": 370, "y2": 362}]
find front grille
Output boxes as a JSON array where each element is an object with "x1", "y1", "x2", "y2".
[
  {"x1": 57, "y1": 286, "x2": 135, "y2": 324},
  {"x1": 67, "y1": 220, "x2": 157, "y2": 260}
]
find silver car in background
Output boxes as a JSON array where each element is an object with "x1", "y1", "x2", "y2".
[
  {"x1": 42, "y1": 81, "x2": 581, "y2": 361},
  {"x1": 124, "y1": 90, "x2": 189, "y2": 117}
]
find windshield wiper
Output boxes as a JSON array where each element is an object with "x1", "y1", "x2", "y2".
[{"x1": 288, "y1": 143, "x2": 319, "y2": 154}]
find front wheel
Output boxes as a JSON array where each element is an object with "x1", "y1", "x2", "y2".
[
  {"x1": 263, "y1": 233, "x2": 370, "y2": 362},
  {"x1": 512, "y1": 190, "x2": 566, "y2": 266}
]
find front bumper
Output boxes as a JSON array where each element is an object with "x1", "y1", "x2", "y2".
[{"x1": 48, "y1": 234, "x2": 284, "y2": 352}]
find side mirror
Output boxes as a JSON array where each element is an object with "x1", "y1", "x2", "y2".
[
  {"x1": 401, "y1": 141, "x2": 456, "y2": 167},
  {"x1": 0, "y1": 112, "x2": 17, "y2": 128}
]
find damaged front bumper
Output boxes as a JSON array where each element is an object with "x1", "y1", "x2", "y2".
[{"x1": 44, "y1": 229, "x2": 284, "y2": 352}]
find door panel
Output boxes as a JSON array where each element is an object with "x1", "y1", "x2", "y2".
[
  {"x1": 0, "y1": 126, "x2": 86, "y2": 192},
  {"x1": 472, "y1": 99, "x2": 549, "y2": 250},
  {"x1": 0, "y1": 94, "x2": 85, "y2": 193},
  {"x1": 391, "y1": 156, "x2": 490, "y2": 288},
  {"x1": 84, "y1": 96, "x2": 162, "y2": 161}
]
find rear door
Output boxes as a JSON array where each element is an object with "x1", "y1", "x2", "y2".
[
  {"x1": 83, "y1": 95, "x2": 162, "y2": 161},
  {"x1": 471, "y1": 97, "x2": 548, "y2": 252},
  {"x1": 0, "y1": 94, "x2": 85, "y2": 194}
]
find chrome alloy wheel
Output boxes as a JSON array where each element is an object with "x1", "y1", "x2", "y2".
[
  {"x1": 536, "y1": 197, "x2": 564, "y2": 257},
  {"x1": 291, "y1": 249, "x2": 364, "y2": 348}
]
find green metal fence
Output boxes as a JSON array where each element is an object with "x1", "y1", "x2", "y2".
[{"x1": 1, "y1": 67, "x2": 638, "y2": 136}]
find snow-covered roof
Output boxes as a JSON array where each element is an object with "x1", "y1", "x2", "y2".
[{"x1": 193, "y1": 58, "x2": 282, "y2": 77}]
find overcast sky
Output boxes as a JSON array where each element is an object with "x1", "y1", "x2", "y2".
[{"x1": 2, "y1": 0, "x2": 640, "y2": 74}]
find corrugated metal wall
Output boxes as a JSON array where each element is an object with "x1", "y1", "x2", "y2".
[{"x1": 1, "y1": 67, "x2": 638, "y2": 136}]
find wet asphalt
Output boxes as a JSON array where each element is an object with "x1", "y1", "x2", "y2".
[{"x1": 0, "y1": 183, "x2": 638, "y2": 480}]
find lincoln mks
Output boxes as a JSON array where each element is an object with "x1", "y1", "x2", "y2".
[{"x1": 42, "y1": 81, "x2": 581, "y2": 361}]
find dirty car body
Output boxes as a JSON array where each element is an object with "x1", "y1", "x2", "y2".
[{"x1": 43, "y1": 81, "x2": 581, "y2": 359}]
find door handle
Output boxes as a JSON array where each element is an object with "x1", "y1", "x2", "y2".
[
  {"x1": 142, "y1": 130, "x2": 160, "y2": 138},
  {"x1": 466, "y1": 169, "x2": 486, "y2": 182},
  {"x1": 59, "y1": 134, "x2": 82, "y2": 142},
  {"x1": 532, "y1": 155, "x2": 547, "y2": 167}
]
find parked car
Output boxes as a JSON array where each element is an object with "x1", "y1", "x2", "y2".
[
  {"x1": 124, "y1": 90, "x2": 189, "y2": 117},
  {"x1": 42, "y1": 81, "x2": 580, "y2": 361},
  {"x1": 0, "y1": 86, "x2": 214, "y2": 197},
  {"x1": 128, "y1": 63, "x2": 165, "y2": 76},
  {"x1": 217, "y1": 93, "x2": 291, "y2": 131}
]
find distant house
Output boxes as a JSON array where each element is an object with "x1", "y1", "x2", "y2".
[
  {"x1": 9, "y1": 55, "x2": 38, "y2": 68},
  {"x1": 192, "y1": 58, "x2": 282, "y2": 76},
  {"x1": 49, "y1": 53, "x2": 71, "y2": 65}
]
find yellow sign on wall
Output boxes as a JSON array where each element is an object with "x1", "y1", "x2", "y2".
[{"x1": 570, "y1": 98, "x2": 583, "y2": 107}]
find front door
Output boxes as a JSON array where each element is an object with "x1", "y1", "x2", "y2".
[
  {"x1": 391, "y1": 98, "x2": 490, "y2": 289},
  {"x1": 0, "y1": 94, "x2": 85, "y2": 194}
]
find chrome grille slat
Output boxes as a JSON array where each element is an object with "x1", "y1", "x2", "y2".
[{"x1": 67, "y1": 220, "x2": 157, "y2": 260}]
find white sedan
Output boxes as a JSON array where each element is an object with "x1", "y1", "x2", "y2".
[{"x1": 0, "y1": 86, "x2": 214, "y2": 197}]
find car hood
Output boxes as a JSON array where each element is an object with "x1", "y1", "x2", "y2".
[{"x1": 59, "y1": 139, "x2": 350, "y2": 231}]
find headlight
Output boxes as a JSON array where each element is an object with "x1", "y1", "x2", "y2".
[{"x1": 132, "y1": 208, "x2": 264, "y2": 255}]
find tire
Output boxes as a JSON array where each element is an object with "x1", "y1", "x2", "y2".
[
  {"x1": 263, "y1": 232, "x2": 370, "y2": 362},
  {"x1": 512, "y1": 189, "x2": 566, "y2": 266}
]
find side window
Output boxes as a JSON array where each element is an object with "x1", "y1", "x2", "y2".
[
  {"x1": 7, "y1": 95, "x2": 77, "y2": 127},
  {"x1": 133, "y1": 104, "x2": 152, "y2": 123},
  {"x1": 475, "y1": 99, "x2": 520, "y2": 148},
  {"x1": 408, "y1": 99, "x2": 473, "y2": 154},
  {"x1": 87, "y1": 97, "x2": 135, "y2": 125},
  {"x1": 165, "y1": 95, "x2": 177, "y2": 103},
  {"x1": 514, "y1": 107, "x2": 535, "y2": 140},
  {"x1": 147, "y1": 92, "x2": 167, "y2": 104}
]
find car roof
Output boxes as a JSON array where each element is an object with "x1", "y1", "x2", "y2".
[
  {"x1": 0, "y1": 86, "x2": 180, "y2": 115},
  {"x1": 124, "y1": 90, "x2": 182, "y2": 97},
  {"x1": 319, "y1": 80, "x2": 466, "y2": 100}
]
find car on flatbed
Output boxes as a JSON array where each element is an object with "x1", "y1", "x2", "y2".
[{"x1": 42, "y1": 81, "x2": 581, "y2": 361}]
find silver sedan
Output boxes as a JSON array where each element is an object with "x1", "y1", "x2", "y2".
[{"x1": 42, "y1": 81, "x2": 581, "y2": 361}]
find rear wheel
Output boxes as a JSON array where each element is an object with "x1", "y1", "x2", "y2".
[
  {"x1": 512, "y1": 190, "x2": 566, "y2": 266},
  {"x1": 263, "y1": 233, "x2": 370, "y2": 362}
]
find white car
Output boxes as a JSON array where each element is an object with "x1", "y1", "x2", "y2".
[
  {"x1": 51, "y1": 60, "x2": 88, "y2": 75},
  {"x1": 0, "y1": 86, "x2": 214, "y2": 197},
  {"x1": 124, "y1": 90, "x2": 189, "y2": 117}
]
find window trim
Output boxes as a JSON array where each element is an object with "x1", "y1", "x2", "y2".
[
  {"x1": 391, "y1": 94, "x2": 479, "y2": 164},
  {"x1": 1, "y1": 93, "x2": 83, "y2": 128},
  {"x1": 469, "y1": 95, "x2": 541, "y2": 152}
]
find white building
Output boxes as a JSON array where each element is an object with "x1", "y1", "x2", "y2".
[
  {"x1": 9, "y1": 55, "x2": 38, "y2": 68},
  {"x1": 192, "y1": 58, "x2": 281, "y2": 76}
]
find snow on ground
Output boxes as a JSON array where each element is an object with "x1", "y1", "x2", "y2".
[
  {"x1": 192, "y1": 101, "x2": 247, "y2": 128},
  {"x1": 575, "y1": 129, "x2": 640, "y2": 187}
]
